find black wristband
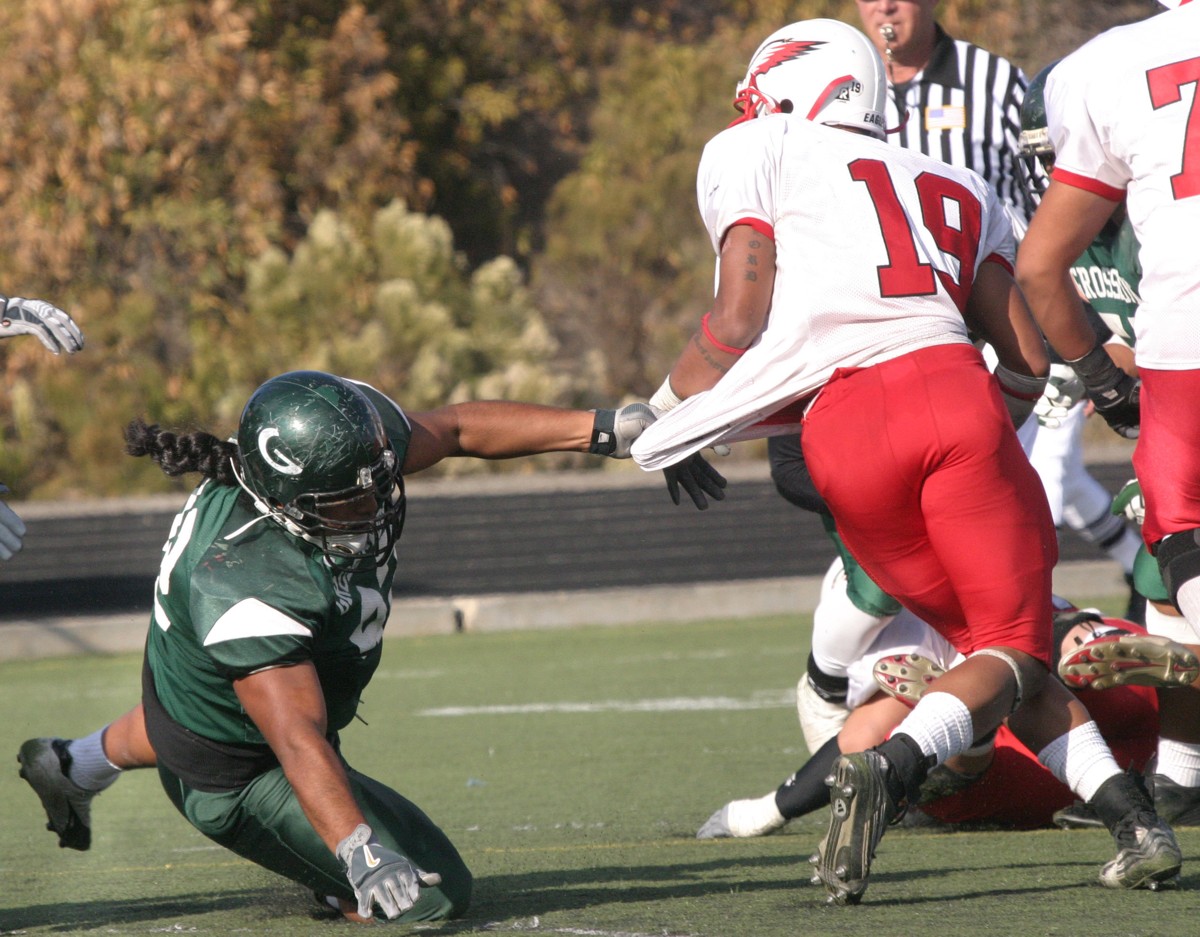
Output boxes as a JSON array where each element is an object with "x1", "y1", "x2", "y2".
[
  {"x1": 588, "y1": 409, "x2": 616, "y2": 456},
  {"x1": 1066, "y1": 344, "x2": 1121, "y2": 390}
]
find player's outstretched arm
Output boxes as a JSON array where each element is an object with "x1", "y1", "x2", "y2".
[{"x1": 402, "y1": 401, "x2": 725, "y2": 509}]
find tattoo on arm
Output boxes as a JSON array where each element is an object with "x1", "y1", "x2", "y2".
[
  {"x1": 692, "y1": 332, "x2": 731, "y2": 374},
  {"x1": 745, "y1": 239, "x2": 760, "y2": 281}
]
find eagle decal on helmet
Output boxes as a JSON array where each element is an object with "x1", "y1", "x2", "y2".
[
  {"x1": 730, "y1": 20, "x2": 886, "y2": 138},
  {"x1": 751, "y1": 40, "x2": 826, "y2": 82}
]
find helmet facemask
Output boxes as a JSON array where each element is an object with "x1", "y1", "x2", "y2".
[
  {"x1": 285, "y1": 450, "x2": 405, "y2": 572},
  {"x1": 1017, "y1": 62, "x2": 1058, "y2": 203}
]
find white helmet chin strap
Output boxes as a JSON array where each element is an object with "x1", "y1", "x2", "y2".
[{"x1": 230, "y1": 458, "x2": 311, "y2": 543}]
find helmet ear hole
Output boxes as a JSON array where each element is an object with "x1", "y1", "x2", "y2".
[{"x1": 779, "y1": 99, "x2": 794, "y2": 114}]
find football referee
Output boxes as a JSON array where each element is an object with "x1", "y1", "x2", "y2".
[{"x1": 856, "y1": 0, "x2": 1035, "y2": 234}]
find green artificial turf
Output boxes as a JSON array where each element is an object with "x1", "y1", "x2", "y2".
[{"x1": 3, "y1": 603, "x2": 1196, "y2": 935}]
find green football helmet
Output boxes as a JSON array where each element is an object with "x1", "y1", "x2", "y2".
[
  {"x1": 1017, "y1": 61, "x2": 1058, "y2": 199},
  {"x1": 234, "y1": 371, "x2": 405, "y2": 570}
]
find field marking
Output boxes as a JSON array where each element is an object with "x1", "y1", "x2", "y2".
[
  {"x1": 461, "y1": 920, "x2": 700, "y2": 937},
  {"x1": 418, "y1": 690, "x2": 793, "y2": 717}
]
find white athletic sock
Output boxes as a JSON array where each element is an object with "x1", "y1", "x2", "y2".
[
  {"x1": 1143, "y1": 601, "x2": 1199, "y2": 644},
  {"x1": 892, "y1": 691, "x2": 974, "y2": 766},
  {"x1": 1037, "y1": 721, "x2": 1120, "y2": 803},
  {"x1": 1156, "y1": 738, "x2": 1200, "y2": 788},
  {"x1": 66, "y1": 727, "x2": 122, "y2": 792},
  {"x1": 1175, "y1": 577, "x2": 1200, "y2": 638}
]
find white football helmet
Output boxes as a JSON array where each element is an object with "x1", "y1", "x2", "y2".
[{"x1": 731, "y1": 19, "x2": 886, "y2": 140}]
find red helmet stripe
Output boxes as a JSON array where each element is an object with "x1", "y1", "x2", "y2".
[{"x1": 805, "y1": 74, "x2": 855, "y2": 121}]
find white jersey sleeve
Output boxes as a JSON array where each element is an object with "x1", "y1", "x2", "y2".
[
  {"x1": 695, "y1": 127, "x2": 777, "y2": 254},
  {"x1": 1045, "y1": 6, "x2": 1200, "y2": 368}
]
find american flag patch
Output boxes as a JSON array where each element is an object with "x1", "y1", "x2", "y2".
[{"x1": 925, "y1": 105, "x2": 966, "y2": 131}]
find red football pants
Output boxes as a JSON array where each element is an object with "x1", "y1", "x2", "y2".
[
  {"x1": 1134, "y1": 368, "x2": 1200, "y2": 548},
  {"x1": 801, "y1": 343, "x2": 1056, "y2": 663}
]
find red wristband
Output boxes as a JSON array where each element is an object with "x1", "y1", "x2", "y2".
[{"x1": 701, "y1": 312, "x2": 749, "y2": 356}]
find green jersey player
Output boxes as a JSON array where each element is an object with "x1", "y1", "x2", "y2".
[{"x1": 18, "y1": 370, "x2": 724, "y2": 923}]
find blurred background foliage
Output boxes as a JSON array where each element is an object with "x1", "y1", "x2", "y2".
[{"x1": 0, "y1": 0, "x2": 1159, "y2": 496}]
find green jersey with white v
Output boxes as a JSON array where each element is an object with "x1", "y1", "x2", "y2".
[{"x1": 146, "y1": 479, "x2": 398, "y2": 745}]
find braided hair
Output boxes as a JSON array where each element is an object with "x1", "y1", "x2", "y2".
[{"x1": 124, "y1": 419, "x2": 239, "y2": 486}]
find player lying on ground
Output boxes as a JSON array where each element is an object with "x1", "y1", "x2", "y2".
[{"x1": 699, "y1": 578, "x2": 1197, "y2": 838}]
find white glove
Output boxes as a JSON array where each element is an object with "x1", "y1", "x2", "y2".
[
  {"x1": 0, "y1": 485, "x2": 27, "y2": 560},
  {"x1": 0, "y1": 296, "x2": 84, "y2": 355},
  {"x1": 1112, "y1": 478, "x2": 1145, "y2": 526},
  {"x1": 1034, "y1": 364, "x2": 1085, "y2": 429}
]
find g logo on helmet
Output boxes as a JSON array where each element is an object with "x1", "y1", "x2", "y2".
[{"x1": 258, "y1": 427, "x2": 304, "y2": 476}]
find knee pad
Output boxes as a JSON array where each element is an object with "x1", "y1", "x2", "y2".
[
  {"x1": 969, "y1": 648, "x2": 1025, "y2": 714},
  {"x1": 1156, "y1": 528, "x2": 1200, "y2": 611}
]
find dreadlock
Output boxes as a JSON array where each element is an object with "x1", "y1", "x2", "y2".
[{"x1": 124, "y1": 418, "x2": 239, "y2": 486}]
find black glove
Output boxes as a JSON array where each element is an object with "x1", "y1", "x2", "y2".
[
  {"x1": 664, "y1": 453, "x2": 727, "y2": 510},
  {"x1": 336, "y1": 823, "x2": 441, "y2": 920},
  {"x1": 1067, "y1": 345, "x2": 1139, "y2": 439}
]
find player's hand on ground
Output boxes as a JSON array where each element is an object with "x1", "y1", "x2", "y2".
[
  {"x1": 664, "y1": 453, "x2": 726, "y2": 510},
  {"x1": 1034, "y1": 364, "x2": 1085, "y2": 429},
  {"x1": 0, "y1": 484, "x2": 27, "y2": 560},
  {"x1": 337, "y1": 824, "x2": 442, "y2": 920},
  {"x1": 0, "y1": 297, "x2": 84, "y2": 355}
]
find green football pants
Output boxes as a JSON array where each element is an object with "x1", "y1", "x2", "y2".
[{"x1": 157, "y1": 761, "x2": 471, "y2": 921}]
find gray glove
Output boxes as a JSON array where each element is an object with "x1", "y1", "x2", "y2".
[
  {"x1": 336, "y1": 823, "x2": 442, "y2": 920},
  {"x1": 1034, "y1": 364, "x2": 1085, "y2": 429},
  {"x1": 0, "y1": 485, "x2": 26, "y2": 560},
  {"x1": 589, "y1": 403, "x2": 655, "y2": 459},
  {"x1": 590, "y1": 404, "x2": 727, "y2": 509},
  {"x1": 0, "y1": 296, "x2": 84, "y2": 355}
]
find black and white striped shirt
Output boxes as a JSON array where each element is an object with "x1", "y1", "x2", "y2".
[{"x1": 885, "y1": 25, "x2": 1035, "y2": 233}]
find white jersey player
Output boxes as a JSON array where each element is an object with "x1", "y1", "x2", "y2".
[
  {"x1": 1018, "y1": 0, "x2": 1200, "y2": 835},
  {"x1": 636, "y1": 17, "x2": 1181, "y2": 904},
  {"x1": 1019, "y1": 0, "x2": 1200, "y2": 630}
]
